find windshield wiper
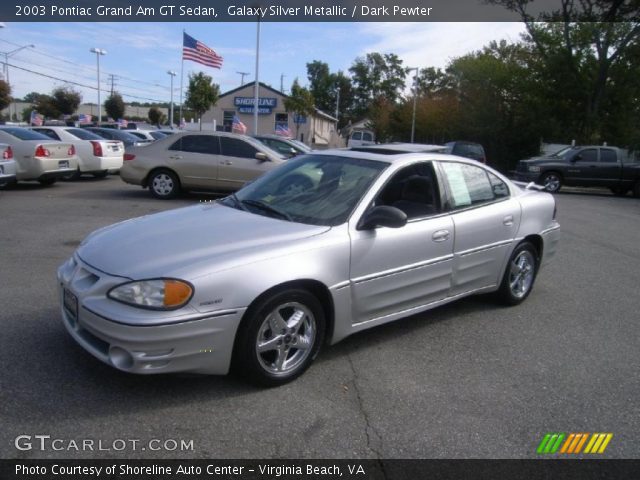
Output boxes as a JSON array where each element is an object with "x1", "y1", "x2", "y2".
[
  {"x1": 241, "y1": 199, "x2": 293, "y2": 222},
  {"x1": 226, "y1": 193, "x2": 248, "y2": 211}
]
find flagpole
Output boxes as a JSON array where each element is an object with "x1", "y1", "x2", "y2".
[
  {"x1": 253, "y1": 18, "x2": 261, "y2": 135},
  {"x1": 179, "y1": 29, "x2": 185, "y2": 129}
]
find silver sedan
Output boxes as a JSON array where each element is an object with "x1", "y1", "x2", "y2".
[{"x1": 58, "y1": 151, "x2": 560, "y2": 386}]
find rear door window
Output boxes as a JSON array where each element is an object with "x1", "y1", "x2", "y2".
[
  {"x1": 440, "y1": 162, "x2": 498, "y2": 209},
  {"x1": 600, "y1": 149, "x2": 617, "y2": 163},
  {"x1": 169, "y1": 135, "x2": 220, "y2": 154},
  {"x1": 220, "y1": 137, "x2": 258, "y2": 158}
]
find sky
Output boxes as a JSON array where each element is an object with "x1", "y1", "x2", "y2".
[{"x1": 0, "y1": 22, "x2": 526, "y2": 106}]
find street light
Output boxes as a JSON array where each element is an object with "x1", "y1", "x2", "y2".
[
  {"x1": 2, "y1": 44, "x2": 35, "y2": 121},
  {"x1": 408, "y1": 67, "x2": 419, "y2": 143},
  {"x1": 90, "y1": 48, "x2": 107, "y2": 123},
  {"x1": 167, "y1": 70, "x2": 176, "y2": 128}
]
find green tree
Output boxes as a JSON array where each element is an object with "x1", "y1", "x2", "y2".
[
  {"x1": 51, "y1": 86, "x2": 82, "y2": 116},
  {"x1": 349, "y1": 52, "x2": 407, "y2": 118},
  {"x1": 307, "y1": 60, "x2": 334, "y2": 113},
  {"x1": 33, "y1": 93, "x2": 60, "y2": 119},
  {"x1": 104, "y1": 92, "x2": 125, "y2": 120},
  {"x1": 284, "y1": 79, "x2": 315, "y2": 139},
  {"x1": 185, "y1": 72, "x2": 220, "y2": 130},
  {"x1": 148, "y1": 106, "x2": 165, "y2": 126},
  {"x1": 0, "y1": 80, "x2": 11, "y2": 111}
]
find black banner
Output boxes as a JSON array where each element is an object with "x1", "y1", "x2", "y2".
[{"x1": 2, "y1": 459, "x2": 640, "y2": 480}]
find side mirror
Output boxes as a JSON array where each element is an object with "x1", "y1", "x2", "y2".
[
  {"x1": 357, "y1": 206, "x2": 407, "y2": 230},
  {"x1": 255, "y1": 152, "x2": 269, "y2": 162}
]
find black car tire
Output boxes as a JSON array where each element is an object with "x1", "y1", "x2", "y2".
[
  {"x1": 233, "y1": 289, "x2": 325, "y2": 387},
  {"x1": 610, "y1": 187, "x2": 629, "y2": 196},
  {"x1": 496, "y1": 241, "x2": 539, "y2": 306},
  {"x1": 148, "y1": 169, "x2": 180, "y2": 199},
  {"x1": 539, "y1": 172, "x2": 562, "y2": 193}
]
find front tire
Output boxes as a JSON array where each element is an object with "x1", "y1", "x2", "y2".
[
  {"x1": 540, "y1": 172, "x2": 562, "y2": 193},
  {"x1": 148, "y1": 169, "x2": 180, "y2": 199},
  {"x1": 496, "y1": 242, "x2": 539, "y2": 306},
  {"x1": 233, "y1": 289, "x2": 325, "y2": 386}
]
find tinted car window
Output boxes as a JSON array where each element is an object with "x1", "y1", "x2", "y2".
[
  {"x1": 0, "y1": 127, "x2": 51, "y2": 141},
  {"x1": 363, "y1": 132, "x2": 373, "y2": 142},
  {"x1": 220, "y1": 137, "x2": 258, "y2": 159},
  {"x1": 600, "y1": 149, "x2": 617, "y2": 163},
  {"x1": 352, "y1": 132, "x2": 362, "y2": 141},
  {"x1": 169, "y1": 135, "x2": 220, "y2": 154},
  {"x1": 441, "y1": 162, "x2": 495, "y2": 209},
  {"x1": 578, "y1": 149, "x2": 598, "y2": 162},
  {"x1": 34, "y1": 128, "x2": 61, "y2": 140},
  {"x1": 66, "y1": 128, "x2": 103, "y2": 140}
]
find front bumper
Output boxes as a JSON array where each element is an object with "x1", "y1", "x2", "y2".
[{"x1": 57, "y1": 255, "x2": 246, "y2": 375}]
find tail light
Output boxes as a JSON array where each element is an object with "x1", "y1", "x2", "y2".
[
  {"x1": 90, "y1": 141, "x2": 103, "y2": 157},
  {"x1": 2, "y1": 146, "x2": 12, "y2": 159},
  {"x1": 124, "y1": 153, "x2": 136, "y2": 161},
  {"x1": 35, "y1": 145, "x2": 50, "y2": 157},
  {"x1": 68, "y1": 145, "x2": 76, "y2": 156}
]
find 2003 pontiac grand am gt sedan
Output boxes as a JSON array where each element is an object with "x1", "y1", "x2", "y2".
[{"x1": 58, "y1": 150, "x2": 560, "y2": 386}]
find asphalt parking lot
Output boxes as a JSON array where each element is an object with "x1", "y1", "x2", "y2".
[{"x1": 1, "y1": 177, "x2": 639, "y2": 459}]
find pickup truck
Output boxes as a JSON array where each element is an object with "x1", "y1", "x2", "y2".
[{"x1": 514, "y1": 145, "x2": 640, "y2": 197}]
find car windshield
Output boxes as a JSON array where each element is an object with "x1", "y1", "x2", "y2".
[
  {"x1": 0, "y1": 127, "x2": 50, "y2": 141},
  {"x1": 224, "y1": 154, "x2": 388, "y2": 226},
  {"x1": 65, "y1": 128, "x2": 103, "y2": 140},
  {"x1": 551, "y1": 146, "x2": 573, "y2": 158},
  {"x1": 290, "y1": 139, "x2": 311, "y2": 152}
]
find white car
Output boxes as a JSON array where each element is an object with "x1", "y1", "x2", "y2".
[
  {"x1": 0, "y1": 127, "x2": 78, "y2": 185},
  {"x1": 31, "y1": 126, "x2": 124, "y2": 178},
  {"x1": 0, "y1": 143, "x2": 17, "y2": 187}
]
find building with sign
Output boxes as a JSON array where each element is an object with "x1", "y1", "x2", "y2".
[{"x1": 201, "y1": 81, "x2": 341, "y2": 148}]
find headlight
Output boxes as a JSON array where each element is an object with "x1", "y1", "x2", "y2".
[
  {"x1": 108, "y1": 279, "x2": 193, "y2": 310},
  {"x1": 528, "y1": 165, "x2": 541, "y2": 173}
]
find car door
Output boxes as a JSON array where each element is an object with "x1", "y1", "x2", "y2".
[
  {"x1": 596, "y1": 148, "x2": 622, "y2": 184},
  {"x1": 438, "y1": 161, "x2": 520, "y2": 296},
  {"x1": 349, "y1": 162, "x2": 455, "y2": 324},
  {"x1": 217, "y1": 136, "x2": 273, "y2": 189},
  {"x1": 565, "y1": 147, "x2": 599, "y2": 185},
  {"x1": 166, "y1": 135, "x2": 220, "y2": 189}
]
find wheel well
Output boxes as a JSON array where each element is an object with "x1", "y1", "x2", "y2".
[
  {"x1": 240, "y1": 279, "x2": 335, "y2": 344},
  {"x1": 523, "y1": 234, "x2": 543, "y2": 265},
  {"x1": 143, "y1": 167, "x2": 181, "y2": 188},
  {"x1": 540, "y1": 170, "x2": 563, "y2": 181}
]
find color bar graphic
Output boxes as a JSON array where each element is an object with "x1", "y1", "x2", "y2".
[{"x1": 538, "y1": 433, "x2": 612, "y2": 454}]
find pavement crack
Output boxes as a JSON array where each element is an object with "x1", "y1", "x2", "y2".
[{"x1": 347, "y1": 354, "x2": 387, "y2": 479}]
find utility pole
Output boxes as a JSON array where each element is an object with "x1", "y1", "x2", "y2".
[
  {"x1": 335, "y1": 85, "x2": 340, "y2": 122},
  {"x1": 236, "y1": 71, "x2": 250, "y2": 85},
  {"x1": 108, "y1": 74, "x2": 116, "y2": 95},
  {"x1": 90, "y1": 48, "x2": 107, "y2": 124},
  {"x1": 167, "y1": 71, "x2": 177, "y2": 128},
  {"x1": 408, "y1": 67, "x2": 419, "y2": 143},
  {"x1": 280, "y1": 73, "x2": 286, "y2": 93}
]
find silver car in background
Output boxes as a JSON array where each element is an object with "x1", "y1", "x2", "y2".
[
  {"x1": 58, "y1": 151, "x2": 560, "y2": 386},
  {"x1": 0, "y1": 143, "x2": 17, "y2": 187},
  {"x1": 30, "y1": 126, "x2": 124, "y2": 178},
  {"x1": 120, "y1": 131, "x2": 286, "y2": 199},
  {"x1": 0, "y1": 127, "x2": 78, "y2": 185}
]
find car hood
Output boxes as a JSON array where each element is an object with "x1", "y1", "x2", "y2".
[
  {"x1": 77, "y1": 203, "x2": 330, "y2": 279},
  {"x1": 520, "y1": 155, "x2": 558, "y2": 164}
]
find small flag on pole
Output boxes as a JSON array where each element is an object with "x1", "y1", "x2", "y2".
[
  {"x1": 30, "y1": 110, "x2": 44, "y2": 126},
  {"x1": 183, "y1": 32, "x2": 223, "y2": 69},
  {"x1": 78, "y1": 114, "x2": 92, "y2": 124},
  {"x1": 232, "y1": 115, "x2": 247, "y2": 134},
  {"x1": 275, "y1": 124, "x2": 291, "y2": 138}
]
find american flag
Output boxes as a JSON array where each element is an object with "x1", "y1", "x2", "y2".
[
  {"x1": 183, "y1": 32, "x2": 223, "y2": 69},
  {"x1": 231, "y1": 115, "x2": 247, "y2": 134},
  {"x1": 117, "y1": 118, "x2": 128, "y2": 128},
  {"x1": 275, "y1": 124, "x2": 292, "y2": 138},
  {"x1": 30, "y1": 110, "x2": 43, "y2": 126},
  {"x1": 78, "y1": 113, "x2": 92, "y2": 124}
]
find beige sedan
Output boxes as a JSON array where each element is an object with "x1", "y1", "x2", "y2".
[{"x1": 120, "y1": 131, "x2": 288, "y2": 199}]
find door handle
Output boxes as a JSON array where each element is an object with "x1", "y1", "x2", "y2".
[
  {"x1": 222, "y1": 160, "x2": 233, "y2": 165},
  {"x1": 503, "y1": 215, "x2": 514, "y2": 226},
  {"x1": 169, "y1": 155, "x2": 182, "y2": 160},
  {"x1": 432, "y1": 230, "x2": 450, "y2": 242}
]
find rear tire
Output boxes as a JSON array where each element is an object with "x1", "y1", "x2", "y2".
[
  {"x1": 496, "y1": 242, "x2": 539, "y2": 306},
  {"x1": 148, "y1": 169, "x2": 180, "y2": 199},
  {"x1": 233, "y1": 289, "x2": 325, "y2": 387}
]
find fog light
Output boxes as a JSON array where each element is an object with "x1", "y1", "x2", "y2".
[{"x1": 109, "y1": 346, "x2": 134, "y2": 370}]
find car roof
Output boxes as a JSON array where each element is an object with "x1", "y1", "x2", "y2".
[
  {"x1": 313, "y1": 148, "x2": 484, "y2": 166},
  {"x1": 350, "y1": 143, "x2": 446, "y2": 154}
]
